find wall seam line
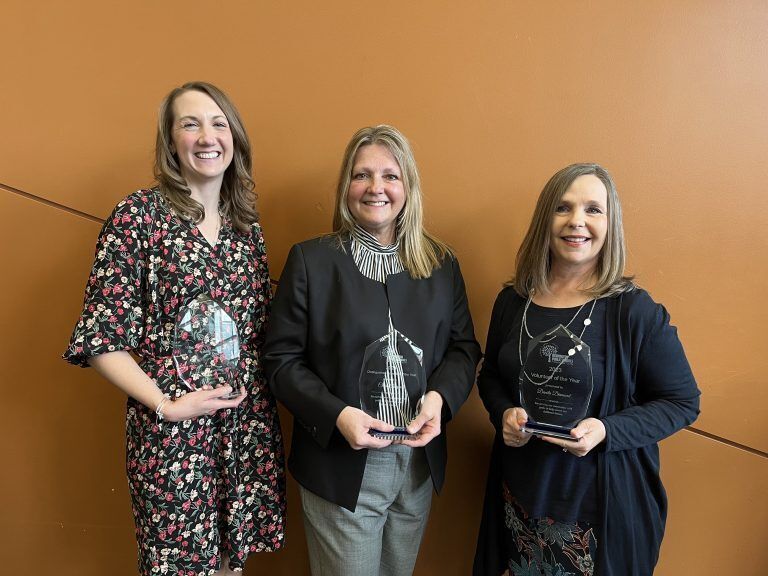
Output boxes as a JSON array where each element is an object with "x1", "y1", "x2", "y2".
[
  {"x1": 1, "y1": 181, "x2": 280, "y2": 286},
  {"x1": 1, "y1": 181, "x2": 104, "y2": 223},
  {"x1": 685, "y1": 426, "x2": 767, "y2": 459}
]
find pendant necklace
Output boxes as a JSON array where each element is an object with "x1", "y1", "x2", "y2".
[{"x1": 518, "y1": 293, "x2": 598, "y2": 386}]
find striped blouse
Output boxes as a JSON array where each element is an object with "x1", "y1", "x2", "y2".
[{"x1": 349, "y1": 224, "x2": 404, "y2": 283}]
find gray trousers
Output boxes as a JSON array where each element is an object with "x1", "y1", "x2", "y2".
[{"x1": 299, "y1": 444, "x2": 433, "y2": 576}]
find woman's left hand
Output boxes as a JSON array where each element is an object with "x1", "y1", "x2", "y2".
[
  {"x1": 539, "y1": 418, "x2": 606, "y2": 457},
  {"x1": 402, "y1": 391, "x2": 444, "y2": 447}
]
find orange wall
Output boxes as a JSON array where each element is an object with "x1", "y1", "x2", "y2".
[{"x1": 1, "y1": 1, "x2": 766, "y2": 574}]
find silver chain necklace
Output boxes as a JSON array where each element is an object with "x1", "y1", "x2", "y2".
[{"x1": 518, "y1": 293, "x2": 598, "y2": 385}]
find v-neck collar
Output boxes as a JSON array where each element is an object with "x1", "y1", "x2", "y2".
[{"x1": 156, "y1": 190, "x2": 227, "y2": 253}]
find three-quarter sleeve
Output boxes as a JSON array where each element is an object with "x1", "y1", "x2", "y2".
[{"x1": 63, "y1": 195, "x2": 148, "y2": 367}]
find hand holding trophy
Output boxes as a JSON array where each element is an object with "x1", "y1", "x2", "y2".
[
  {"x1": 359, "y1": 326, "x2": 427, "y2": 441},
  {"x1": 518, "y1": 323, "x2": 593, "y2": 441}
]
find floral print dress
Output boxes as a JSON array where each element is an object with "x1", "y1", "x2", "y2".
[{"x1": 64, "y1": 189, "x2": 286, "y2": 575}]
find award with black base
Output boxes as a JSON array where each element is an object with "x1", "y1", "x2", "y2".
[
  {"x1": 173, "y1": 294, "x2": 241, "y2": 400},
  {"x1": 359, "y1": 327, "x2": 427, "y2": 440},
  {"x1": 519, "y1": 324, "x2": 593, "y2": 441}
]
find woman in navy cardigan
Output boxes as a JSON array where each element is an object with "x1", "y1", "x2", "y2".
[
  {"x1": 473, "y1": 163, "x2": 700, "y2": 576},
  {"x1": 264, "y1": 125, "x2": 481, "y2": 576}
]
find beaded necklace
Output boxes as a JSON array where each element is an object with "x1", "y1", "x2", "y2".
[{"x1": 518, "y1": 293, "x2": 598, "y2": 386}]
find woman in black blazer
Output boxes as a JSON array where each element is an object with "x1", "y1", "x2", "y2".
[{"x1": 264, "y1": 125, "x2": 481, "y2": 576}]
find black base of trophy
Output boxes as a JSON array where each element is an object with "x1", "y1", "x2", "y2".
[
  {"x1": 369, "y1": 428, "x2": 418, "y2": 441},
  {"x1": 521, "y1": 421, "x2": 581, "y2": 442}
]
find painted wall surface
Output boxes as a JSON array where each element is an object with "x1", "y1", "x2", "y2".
[{"x1": 1, "y1": 1, "x2": 766, "y2": 574}]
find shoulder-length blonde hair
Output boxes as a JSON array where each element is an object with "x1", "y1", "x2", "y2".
[
  {"x1": 512, "y1": 163, "x2": 634, "y2": 298},
  {"x1": 331, "y1": 125, "x2": 450, "y2": 279},
  {"x1": 154, "y1": 81, "x2": 258, "y2": 234}
]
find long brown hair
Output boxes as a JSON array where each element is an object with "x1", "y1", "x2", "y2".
[
  {"x1": 154, "y1": 81, "x2": 258, "y2": 234},
  {"x1": 331, "y1": 125, "x2": 450, "y2": 279},
  {"x1": 512, "y1": 163, "x2": 634, "y2": 297}
]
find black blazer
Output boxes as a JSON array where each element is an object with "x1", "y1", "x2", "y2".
[{"x1": 263, "y1": 236, "x2": 481, "y2": 511}]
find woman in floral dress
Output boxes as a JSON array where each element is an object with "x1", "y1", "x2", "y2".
[{"x1": 64, "y1": 81, "x2": 285, "y2": 575}]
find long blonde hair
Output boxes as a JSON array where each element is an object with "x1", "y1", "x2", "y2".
[
  {"x1": 331, "y1": 125, "x2": 450, "y2": 279},
  {"x1": 154, "y1": 81, "x2": 258, "y2": 234},
  {"x1": 512, "y1": 163, "x2": 634, "y2": 297}
]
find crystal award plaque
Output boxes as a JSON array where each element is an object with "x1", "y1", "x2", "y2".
[
  {"x1": 519, "y1": 324, "x2": 593, "y2": 440},
  {"x1": 173, "y1": 295, "x2": 241, "y2": 399},
  {"x1": 359, "y1": 329, "x2": 427, "y2": 440}
]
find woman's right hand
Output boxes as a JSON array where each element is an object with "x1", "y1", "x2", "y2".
[
  {"x1": 162, "y1": 386, "x2": 247, "y2": 422},
  {"x1": 336, "y1": 406, "x2": 395, "y2": 450},
  {"x1": 502, "y1": 407, "x2": 533, "y2": 447}
]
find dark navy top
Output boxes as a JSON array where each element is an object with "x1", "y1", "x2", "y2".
[{"x1": 500, "y1": 298, "x2": 606, "y2": 523}]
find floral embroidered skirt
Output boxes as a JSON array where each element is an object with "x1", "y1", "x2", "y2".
[{"x1": 501, "y1": 483, "x2": 597, "y2": 576}]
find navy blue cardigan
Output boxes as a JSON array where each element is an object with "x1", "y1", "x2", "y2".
[{"x1": 474, "y1": 286, "x2": 700, "y2": 576}]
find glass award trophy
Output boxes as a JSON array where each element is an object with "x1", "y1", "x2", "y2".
[
  {"x1": 173, "y1": 295, "x2": 241, "y2": 400},
  {"x1": 519, "y1": 324, "x2": 593, "y2": 440},
  {"x1": 359, "y1": 328, "x2": 427, "y2": 440}
]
